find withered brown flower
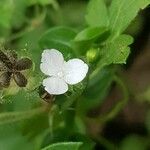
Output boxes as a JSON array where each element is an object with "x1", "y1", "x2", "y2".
[
  {"x1": 38, "y1": 85, "x2": 54, "y2": 103},
  {"x1": 0, "y1": 50, "x2": 32, "y2": 88}
]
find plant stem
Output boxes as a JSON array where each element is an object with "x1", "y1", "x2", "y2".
[
  {"x1": 89, "y1": 62, "x2": 105, "y2": 80},
  {"x1": 7, "y1": 27, "x2": 32, "y2": 42},
  {"x1": 87, "y1": 75, "x2": 129, "y2": 124},
  {"x1": 96, "y1": 136, "x2": 118, "y2": 150},
  {"x1": 0, "y1": 105, "x2": 47, "y2": 125}
]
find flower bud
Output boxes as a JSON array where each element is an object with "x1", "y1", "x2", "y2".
[{"x1": 86, "y1": 48, "x2": 99, "y2": 63}]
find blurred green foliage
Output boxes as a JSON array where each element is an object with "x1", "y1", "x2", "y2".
[{"x1": 0, "y1": 0, "x2": 150, "y2": 149}]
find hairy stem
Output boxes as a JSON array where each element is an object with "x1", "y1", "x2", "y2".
[{"x1": 0, "y1": 105, "x2": 48, "y2": 125}]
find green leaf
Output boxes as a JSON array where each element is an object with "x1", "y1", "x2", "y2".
[
  {"x1": 0, "y1": 123, "x2": 47, "y2": 150},
  {"x1": 139, "y1": 87, "x2": 150, "y2": 103},
  {"x1": 38, "y1": 0, "x2": 56, "y2": 5},
  {"x1": 0, "y1": 0, "x2": 14, "y2": 28},
  {"x1": 74, "y1": 27, "x2": 109, "y2": 55},
  {"x1": 59, "y1": 82, "x2": 87, "y2": 111},
  {"x1": 100, "y1": 34, "x2": 133, "y2": 67},
  {"x1": 11, "y1": 0, "x2": 28, "y2": 28},
  {"x1": 120, "y1": 135, "x2": 149, "y2": 150},
  {"x1": 74, "y1": 27, "x2": 108, "y2": 42},
  {"x1": 85, "y1": 0, "x2": 109, "y2": 27},
  {"x1": 27, "y1": 0, "x2": 56, "y2": 6},
  {"x1": 39, "y1": 26, "x2": 76, "y2": 48},
  {"x1": 78, "y1": 67, "x2": 115, "y2": 114},
  {"x1": 61, "y1": 1, "x2": 86, "y2": 28},
  {"x1": 109, "y1": 0, "x2": 150, "y2": 37},
  {"x1": 41, "y1": 142, "x2": 82, "y2": 150},
  {"x1": 0, "y1": 124, "x2": 34, "y2": 150},
  {"x1": 18, "y1": 26, "x2": 46, "y2": 65},
  {"x1": 21, "y1": 113, "x2": 49, "y2": 138},
  {"x1": 0, "y1": 107, "x2": 45, "y2": 125},
  {"x1": 39, "y1": 26, "x2": 77, "y2": 59},
  {"x1": 69, "y1": 134, "x2": 95, "y2": 150}
]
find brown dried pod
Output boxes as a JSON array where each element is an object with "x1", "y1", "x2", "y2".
[
  {"x1": 0, "y1": 72, "x2": 12, "y2": 88},
  {"x1": 14, "y1": 58, "x2": 32, "y2": 71},
  {"x1": 0, "y1": 50, "x2": 32, "y2": 88},
  {"x1": 6, "y1": 50, "x2": 18, "y2": 64},
  {"x1": 0, "y1": 62, "x2": 7, "y2": 71},
  {"x1": 13, "y1": 72, "x2": 27, "y2": 87}
]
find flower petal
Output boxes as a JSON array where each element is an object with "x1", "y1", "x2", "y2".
[
  {"x1": 63, "y1": 59, "x2": 88, "y2": 85},
  {"x1": 43, "y1": 77, "x2": 68, "y2": 95},
  {"x1": 40, "y1": 49, "x2": 64, "y2": 76}
]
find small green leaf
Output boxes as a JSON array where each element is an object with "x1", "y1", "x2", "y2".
[
  {"x1": 120, "y1": 135, "x2": 149, "y2": 150},
  {"x1": 39, "y1": 26, "x2": 77, "y2": 59},
  {"x1": 85, "y1": 0, "x2": 109, "y2": 27},
  {"x1": 109, "y1": 0, "x2": 150, "y2": 37},
  {"x1": 41, "y1": 142, "x2": 82, "y2": 150},
  {"x1": 74, "y1": 27, "x2": 108, "y2": 42},
  {"x1": 100, "y1": 34, "x2": 133, "y2": 66}
]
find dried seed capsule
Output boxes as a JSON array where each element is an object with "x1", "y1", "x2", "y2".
[
  {"x1": 6, "y1": 50, "x2": 18, "y2": 64},
  {"x1": 0, "y1": 62, "x2": 7, "y2": 71},
  {"x1": 0, "y1": 72, "x2": 12, "y2": 88},
  {"x1": 13, "y1": 72, "x2": 27, "y2": 87},
  {"x1": 0, "y1": 50, "x2": 13, "y2": 69},
  {"x1": 14, "y1": 58, "x2": 32, "y2": 71}
]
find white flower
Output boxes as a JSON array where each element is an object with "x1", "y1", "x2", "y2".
[{"x1": 40, "y1": 49, "x2": 89, "y2": 95}]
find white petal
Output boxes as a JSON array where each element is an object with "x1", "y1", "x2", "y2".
[
  {"x1": 43, "y1": 77, "x2": 68, "y2": 95},
  {"x1": 40, "y1": 49, "x2": 64, "y2": 76},
  {"x1": 63, "y1": 59, "x2": 88, "y2": 85}
]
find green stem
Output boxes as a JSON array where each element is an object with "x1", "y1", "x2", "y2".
[
  {"x1": 103, "y1": 76, "x2": 129, "y2": 121},
  {"x1": 51, "y1": 0, "x2": 60, "y2": 10},
  {"x1": 6, "y1": 27, "x2": 32, "y2": 42},
  {"x1": 48, "y1": 105, "x2": 57, "y2": 138},
  {"x1": 87, "y1": 75, "x2": 129, "y2": 124},
  {"x1": 0, "y1": 106, "x2": 46, "y2": 125},
  {"x1": 89, "y1": 62, "x2": 105, "y2": 80},
  {"x1": 96, "y1": 136, "x2": 118, "y2": 150},
  {"x1": 5, "y1": 5, "x2": 47, "y2": 43}
]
